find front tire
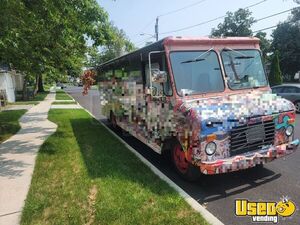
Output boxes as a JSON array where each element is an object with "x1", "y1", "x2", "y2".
[
  {"x1": 171, "y1": 141, "x2": 201, "y2": 181},
  {"x1": 294, "y1": 101, "x2": 300, "y2": 114}
]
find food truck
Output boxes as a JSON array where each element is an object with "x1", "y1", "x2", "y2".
[{"x1": 98, "y1": 37, "x2": 299, "y2": 180}]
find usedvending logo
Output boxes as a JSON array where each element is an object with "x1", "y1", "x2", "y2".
[{"x1": 235, "y1": 196, "x2": 296, "y2": 223}]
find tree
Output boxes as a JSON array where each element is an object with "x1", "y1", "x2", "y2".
[
  {"x1": 269, "y1": 1, "x2": 300, "y2": 82},
  {"x1": 268, "y1": 50, "x2": 283, "y2": 86},
  {"x1": 211, "y1": 8, "x2": 255, "y2": 37},
  {"x1": 255, "y1": 32, "x2": 271, "y2": 61},
  {"x1": 271, "y1": 21, "x2": 300, "y2": 80},
  {"x1": 0, "y1": 0, "x2": 127, "y2": 97},
  {"x1": 290, "y1": 3, "x2": 300, "y2": 23},
  {"x1": 86, "y1": 23, "x2": 136, "y2": 67}
]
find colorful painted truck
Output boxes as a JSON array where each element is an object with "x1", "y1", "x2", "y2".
[{"x1": 97, "y1": 37, "x2": 299, "y2": 180}]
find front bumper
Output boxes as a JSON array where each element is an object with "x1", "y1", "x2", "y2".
[{"x1": 199, "y1": 139, "x2": 299, "y2": 175}]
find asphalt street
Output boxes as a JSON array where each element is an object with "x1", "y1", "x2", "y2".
[{"x1": 66, "y1": 86, "x2": 300, "y2": 225}]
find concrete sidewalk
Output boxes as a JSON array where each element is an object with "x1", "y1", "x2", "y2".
[{"x1": 0, "y1": 93, "x2": 57, "y2": 225}]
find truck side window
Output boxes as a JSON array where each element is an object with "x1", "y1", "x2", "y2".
[
  {"x1": 145, "y1": 63, "x2": 163, "y2": 96},
  {"x1": 162, "y1": 56, "x2": 172, "y2": 96},
  {"x1": 145, "y1": 56, "x2": 173, "y2": 96}
]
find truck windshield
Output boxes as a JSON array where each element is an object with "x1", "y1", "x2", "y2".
[
  {"x1": 170, "y1": 51, "x2": 224, "y2": 96},
  {"x1": 221, "y1": 49, "x2": 268, "y2": 89}
]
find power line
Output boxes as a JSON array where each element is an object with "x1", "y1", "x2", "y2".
[
  {"x1": 133, "y1": 6, "x2": 295, "y2": 43},
  {"x1": 159, "y1": 0, "x2": 268, "y2": 35},
  {"x1": 132, "y1": 0, "x2": 208, "y2": 42},
  {"x1": 139, "y1": 19, "x2": 156, "y2": 33},
  {"x1": 253, "y1": 25, "x2": 278, "y2": 33},
  {"x1": 245, "y1": 0, "x2": 268, "y2": 9},
  {"x1": 135, "y1": 36, "x2": 153, "y2": 46},
  {"x1": 159, "y1": 15, "x2": 226, "y2": 35},
  {"x1": 158, "y1": 0, "x2": 207, "y2": 17},
  {"x1": 131, "y1": 19, "x2": 156, "y2": 42},
  {"x1": 250, "y1": 7, "x2": 299, "y2": 33},
  {"x1": 253, "y1": 19, "x2": 297, "y2": 33},
  {"x1": 134, "y1": 6, "x2": 298, "y2": 47},
  {"x1": 254, "y1": 8, "x2": 296, "y2": 22},
  {"x1": 239, "y1": 7, "x2": 297, "y2": 34}
]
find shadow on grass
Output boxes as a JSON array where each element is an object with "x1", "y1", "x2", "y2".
[
  {"x1": 17, "y1": 91, "x2": 49, "y2": 103},
  {"x1": 70, "y1": 116, "x2": 282, "y2": 203},
  {"x1": 0, "y1": 110, "x2": 26, "y2": 143},
  {"x1": 70, "y1": 117, "x2": 175, "y2": 196}
]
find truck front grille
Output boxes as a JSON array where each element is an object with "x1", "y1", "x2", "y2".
[{"x1": 229, "y1": 119, "x2": 275, "y2": 156}]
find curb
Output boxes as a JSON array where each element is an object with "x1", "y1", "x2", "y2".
[{"x1": 77, "y1": 103, "x2": 224, "y2": 225}]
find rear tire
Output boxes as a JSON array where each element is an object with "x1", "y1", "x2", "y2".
[
  {"x1": 255, "y1": 163, "x2": 264, "y2": 169},
  {"x1": 170, "y1": 140, "x2": 201, "y2": 181}
]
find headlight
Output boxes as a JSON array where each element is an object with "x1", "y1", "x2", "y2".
[
  {"x1": 205, "y1": 142, "x2": 217, "y2": 155},
  {"x1": 285, "y1": 125, "x2": 294, "y2": 136}
]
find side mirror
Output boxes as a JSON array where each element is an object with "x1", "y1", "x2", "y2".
[
  {"x1": 146, "y1": 86, "x2": 158, "y2": 96},
  {"x1": 151, "y1": 69, "x2": 167, "y2": 83}
]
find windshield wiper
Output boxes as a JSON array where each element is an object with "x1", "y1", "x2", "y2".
[
  {"x1": 252, "y1": 86, "x2": 261, "y2": 89},
  {"x1": 223, "y1": 47, "x2": 248, "y2": 57},
  {"x1": 181, "y1": 58, "x2": 205, "y2": 64},
  {"x1": 180, "y1": 47, "x2": 214, "y2": 64},
  {"x1": 235, "y1": 56, "x2": 254, "y2": 59}
]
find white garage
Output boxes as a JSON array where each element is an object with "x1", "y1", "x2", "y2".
[{"x1": 0, "y1": 67, "x2": 24, "y2": 103}]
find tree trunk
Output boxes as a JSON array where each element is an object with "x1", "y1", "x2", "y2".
[
  {"x1": 38, "y1": 74, "x2": 44, "y2": 92},
  {"x1": 22, "y1": 75, "x2": 28, "y2": 100},
  {"x1": 34, "y1": 74, "x2": 39, "y2": 96}
]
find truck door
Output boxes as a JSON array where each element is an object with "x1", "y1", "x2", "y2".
[{"x1": 144, "y1": 52, "x2": 173, "y2": 146}]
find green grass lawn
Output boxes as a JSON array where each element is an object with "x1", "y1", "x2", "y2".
[
  {"x1": 0, "y1": 110, "x2": 26, "y2": 143},
  {"x1": 15, "y1": 91, "x2": 49, "y2": 105},
  {"x1": 52, "y1": 101, "x2": 76, "y2": 105},
  {"x1": 29, "y1": 91, "x2": 49, "y2": 101},
  {"x1": 55, "y1": 92, "x2": 73, "y2": 100},
  {"x1": 9, "y1": 101, "x2": 40, "y2": 105},
  {"x1": 90, "y1": 85, "x2": 98, "y2": 90},
  {"x1": 21, "y1": 109, "x2": 208, "y2": 225}
]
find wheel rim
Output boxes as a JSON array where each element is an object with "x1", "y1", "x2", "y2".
[
  {"x1": 295, "y1": 102, "x2": 300, "y2": 113},
  {"x1": 173, "y1": 144, "x2": 188, "y2": 174}
]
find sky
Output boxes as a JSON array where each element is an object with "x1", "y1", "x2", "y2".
[{"x1": 97, "y1": 0, "x2": 298, "y2": 47}]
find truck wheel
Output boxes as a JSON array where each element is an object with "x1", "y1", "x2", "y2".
[
  {"x1": 254, "y1": 163, "x2": 264, "y2": 170},
  {"x1": 171, "y1": 141, "x2": 201, "y2": 181},
  {"x1": 294, "y1": 101, "x2": 300, "y2": 114}
]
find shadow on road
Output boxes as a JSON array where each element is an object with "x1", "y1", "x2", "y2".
[
  {"x1": 189, "y1": 167, "x2": 281, "y2": 203},
  {"x1": 97, "y1": 119, "x2": 282, "y2": 204}
]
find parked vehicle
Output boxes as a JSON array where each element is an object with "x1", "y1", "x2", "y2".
[
  {"x1": 56, "y1": 82, "x2": 67, "y2": 89},
  {"x1": 98, "y1": 37, "x2": 299, "y2": 180},
  {"x1": 271, "y1": 84, "x2": 300, "y2": 113},
  {"x1": 75, "y1": 78, "x2": 83, "y2": 87}
]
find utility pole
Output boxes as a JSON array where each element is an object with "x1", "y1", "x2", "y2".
[{"x1": 155, "y1": 16, "x2": 159, "y2": 41}]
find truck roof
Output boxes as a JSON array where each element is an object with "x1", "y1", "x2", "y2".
[
  {"x1": 163, "y1": 36, "x2": 260, "y2": 45},
  {"x1": 97, "y1": 36, "x2": 260, "y2": 70}
]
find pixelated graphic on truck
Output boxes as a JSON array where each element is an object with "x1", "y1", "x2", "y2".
[{"x1": 97, "y1": 37, "x2": 299, "y2": 180}]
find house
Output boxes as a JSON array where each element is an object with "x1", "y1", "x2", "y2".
[{"x1": 0, "y1": 65, "x2": 24, "y2": 103}]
